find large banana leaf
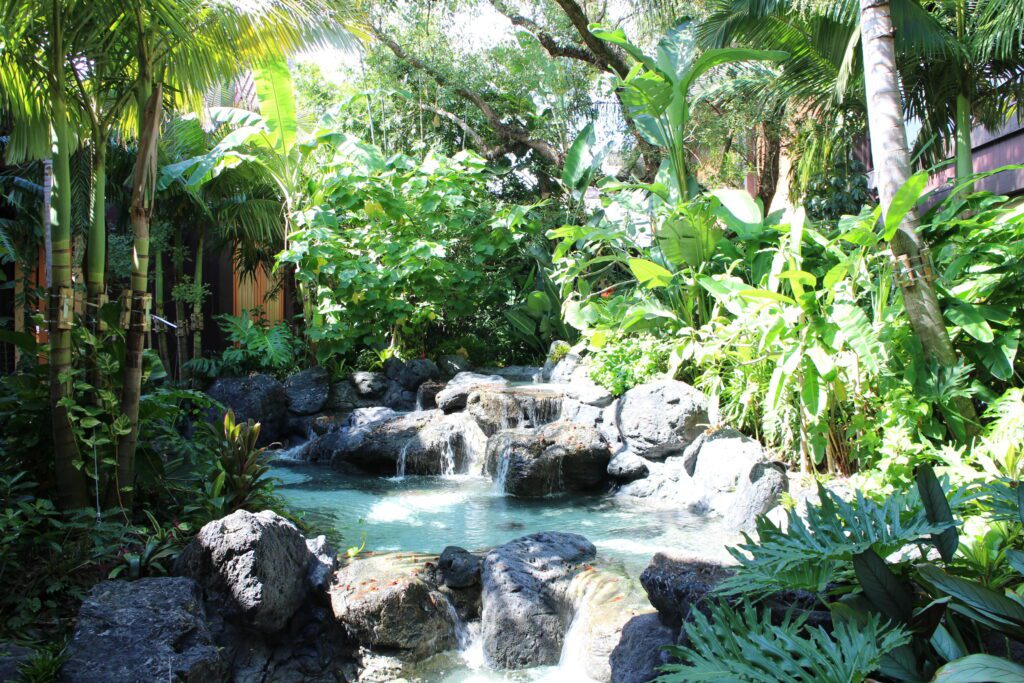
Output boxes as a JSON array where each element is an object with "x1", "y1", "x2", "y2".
[{"x1": 253, "y1": 58, "x2": 298, "y2": 157}]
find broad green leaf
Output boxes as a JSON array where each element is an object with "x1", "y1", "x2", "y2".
[
  {"x1": 778, "y1": 270, "x2": 816, "y2": 288},
  {"x1": 918, "y1": 565, "x2": 1024, "y2": 626},
  {"x1": 737, "y1": 289, "x2": 795, "y2": 305},
  {"x1": 853, "y1": 548, "x2": 913, "y2": 623},
  {"x1": 915, "y1": 465, "x2": 958, "y2": 562},
  {"x1": 590, "y1": 25, "x2": 661, "y2": 74},
  {"x1": 806, "y1": 346, "x2": 836, "y2": 379},
  {"x1": 562, "y1": 122, "x2": 596, "y2": 191},
  {"x1": 823, "y1": 263, "x2": 849, "y2": 291},
  {"x1": 945, "y1": 300, "x2": 995, "y2": 343},
  {"x1": 801, "y1": 360, "x2": 821, "y2": 416},
  {"x1": 253, "y1": 58, "x2": 298, "y2": 156},
  {"x1": 883, "y1": 170, "x2": 928, "y2": 240},
  {"x1": 628, "y1": 258, "x2": 674, "y2": 288},
  {"x1": 710, "y1": 188, "x2": 761, "y2": 225},
  {"x1": 930, "y1": 624, "x2": 967, "y2": 663},
  {"x1": 933, "y1": 654, "x2": 1024, "y2": 682}
]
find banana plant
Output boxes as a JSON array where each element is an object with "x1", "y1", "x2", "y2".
[{"x1": 592, "y1": 22, "x2": 786, "y2": 204}]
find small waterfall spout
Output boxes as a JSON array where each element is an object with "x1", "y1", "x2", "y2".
[{"x1": 395, "y1": 439, "x2": 414, "y2": 478}]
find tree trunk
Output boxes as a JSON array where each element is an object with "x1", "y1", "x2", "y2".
[
  {"x1": 860, "y1": 0, "x2": 978, "y2": 435},
  {"x1": 756, "y1": 122, "x2": 782, "y2": 210},
  {"x1": 173, "y1": 230, "x2": 189, "y2": 380},
  {"x1": 954, "y1": 93, "x2": 973, "y2": 191},
  {"x1": 49, "y1": 13, "x2": 88, "y2": 510},
  {"x1": 154, "y1": 244, "x2": 169, "y2": 370},
  {"x1": 113, "y1": 78, "x2": 162, "y2": 511},
  {"x1": 86, "y1": 139, "x2": 107, "y2": 310},
  {"x1": 192, "y1": 226, "x2": 205, "y2": 363}
]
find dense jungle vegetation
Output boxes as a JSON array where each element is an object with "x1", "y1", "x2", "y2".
[{"x1": 1, "y1": 0, "x2": 1023, "y2": 680}]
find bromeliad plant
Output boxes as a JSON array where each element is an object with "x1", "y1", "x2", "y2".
[{"x1": 187, "y1": 410, "x2": 277, "y2": 521}]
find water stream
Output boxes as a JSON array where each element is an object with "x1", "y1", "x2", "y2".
[{"x1": 271, "y1": 463, "x2": 734, "y2": 577}]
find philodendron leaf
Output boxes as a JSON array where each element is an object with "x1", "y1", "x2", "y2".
[
  {"x1": 933, "y1": 654, "x2": 1024, "y2": 682},
  {"x1": 853, "y1": 548, "x2": 914, "y2": 624},
  {"x1": 915, "y1": 465, "x2": 958, "y2": 562}
]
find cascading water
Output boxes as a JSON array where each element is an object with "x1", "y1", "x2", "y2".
[
  {"x1": 492, "y1": 443, "x2": 513, "y2": 492},
  {"x1": 395, "y1": 439, "x2": 414, "y2": 478},
  {"x1": 439, "y1": 430, "x2": 457, "y2": 477},
  {"x1": 557, "y1": 600, "x2": 597, "y2": 682}
]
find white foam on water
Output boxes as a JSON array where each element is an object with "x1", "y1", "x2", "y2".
[{"x1": 368, "y1": 489, "x2": 474, "y2": 523}]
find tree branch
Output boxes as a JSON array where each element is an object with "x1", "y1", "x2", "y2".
[
  {"x1": 372, "y1": 26, "x2": 563, "y2": 166},
  {"x1": 417, "y1": 102, "x2": 518, "y2": 160},
  {"x1": 488, "y1": 0, "x2": 603, "y2": 68},
  {"x1": 550, "y1": 0, "x2": 631, "y2": 78}
]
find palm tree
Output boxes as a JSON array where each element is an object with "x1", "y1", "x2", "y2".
[
  {"x1": 859, "y1": 0, "x2": 977, "y2": 433},
  {"x1": 113, "y1": 0, "x2": 355, "y2": 509},
  {"x1": 901, "y1": 0, "x2": 1024, "y2": 189},
  {"x1": 1, "y1": 0, "x2": 91, "y2": 508}
]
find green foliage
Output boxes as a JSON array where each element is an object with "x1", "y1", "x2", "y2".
[
  {"x1": 170, "y1": 275, "x2": 212, "y2": 309},
  {"x1": 588, "y1": 334, "x2": 671, "y2": 396},
  {"x1": 185, "y1": 410, "x2": 277, "y2": 521},
  {"x1": 720, "y1": 482, "x2": 964, "y2": 597},
  {"x1": 802, "y1": 159, "x2": 871, "y2": 224},
  {"x1": 687, "y1": 468, "x2": 1024, "y2": 682},
  {"x1": 658, "y1": 602, "x2": 910, "y2": 683},
  {"x1": 278, "y1": 142, "x2": 544, "y2": 364},
  {"x1": 216, "y1": 311, "x2": 302, "y2": 378}
]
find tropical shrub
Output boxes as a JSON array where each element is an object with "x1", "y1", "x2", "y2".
[
  {"x1": 278, "y1": 141, "x2": 544, "y2": 364},
  {"x1": 218, "y1": 311, "x2": 303, "y2": 378},
  {"x1": 663, "y1": 468, "x2": 1024, "y2": 682},
  {"x1": 588, "y1": 334, "x2": 671, "y2": 396}
]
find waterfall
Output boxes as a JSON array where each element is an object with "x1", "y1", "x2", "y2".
[
  {"x1": 493, "y1": 444, "x2": 512, "y2": 493},
  {"x1": 395, "y1": 439, "x2": 414, "y2": 478},
  {"x1": 557, "y1": 599, "x2": 593, "y2": 678},
  {"x1": 439, "y1": 430, "x2": 457, "y2": 477}
]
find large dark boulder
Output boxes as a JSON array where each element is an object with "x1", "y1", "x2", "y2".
[
  {"x1": 175, "y1": 510, "x2": 312, "y2": 634},
  {"x1": 207, "y1": 374, "x2": 289, "y2": 446},
  {"x1": 330, "y1": 553, "x2": 457, "y2": 661},
  {"x1": 416, "y1": 379, "x2": 446, "y2": 410},
  {"x1": 0, "y1": 643, "x2": 33, "y2": 682},
  {"x1": 437, "y1": 546, "x2": 482, "y2": 589},
  {"x1": 435, "y1": 372, "x2": 508, "y2": 412},
  {"x1": 616, "y1": 381, "x2": 709, "y2": 459},
  {"x1": 283, "y1": 367, "x2": 331, "y2": 416},
  {"x1": 639, "y1": 553, "x2": 733, "y2": 629},
  {"x1": 438, "y1": 354, "x2": 472, "y2": 377},
  {"x1": 484, "y1": 421, "x2": 611, "y2": 496},
  {"x1": 481, "y1": 532, "x2": 596, "y2": 669},
  {"x1": 60, "y1": 577, "x2": 225, "y2": 683},
  {"x1": 399, "y1": 358, "x2": 441, "y2": 391},
  {"x1": 609, "y1": 613, "x2": 677, "y2": 683},
  {"x1": 301, "y1": 410, "x2": 486, "y2": 476}
]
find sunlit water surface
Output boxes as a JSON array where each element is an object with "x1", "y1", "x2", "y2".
[{"x1": 269, "y1": 459, "x2": 738, "y2": 681}]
